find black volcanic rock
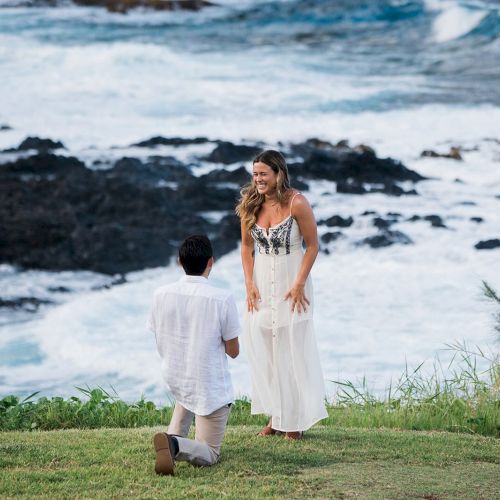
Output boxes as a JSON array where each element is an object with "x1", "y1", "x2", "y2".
[
  {"x1": 373, "y1": 217, "x2": 393, "y2": 229},
  {"x1": 288, "y1": 138, "x2": 424, "y2": 196},
  {"x1": 291, "y1": 177, "x2": 309, "y2": 191},
  {"x1": 421, "y1": 147, "x2": 462, "y2": 161},
  {"x1": 212, "y1": 214, "x2": 241, "y2": 257},
  {"x1": 200, "y1": 166, "x2": 250, "y2": 185},
  {"x1": 199, "y1": 165, "x2": 309, "y2": 191},
  {"x1": 381, "y1": 184, "x2": 418, "y2": 196},
  {"x1": 47, "y1": 286, "x2": 72, "y2": 293},
  {"x1": 203, "y1": 142, "x2": 262, "y2": 164},
  {"x1": 1, "y1": 153, "x2": 86, "y2": 177},
  {"x1": 321, "y1": 231, "x2": 343, "y2": 244},
  {"x1": 0, "y1": 153, "x2": 241, "y2": 274},
  {"x1": 424, "y1": 215, "x2": 447, "y2": 228},
  {"x1": 289, "y1": 141, "x2": 424, "y2": 183},
  {"x1": 336, "y1": 181, "x2": 367, "y2": 195},
  {"x1": 337, "y1": 181, "x2": 417, "y2": 196},
  {"x1": 0, "y1": 136, "x2": 430, "y2": 274},
  {"x1": 132, "y1": 136, "x2": 210, "y2": 148},
  {"x1": 319, "y1": 215, "x2": 353, "y2": 228},
  {"x1": 4, "y1": 137, "x2": 65, "y2": 153},
  {"x1": 357, "y1": 230, "x2": 413, "y2": 248},
  {"x1": 111, "y1": 156, "x2": 193, "y2": 185},
  {"x1": 0, "y1": 297, "x2": 53, "y2": 311},
  {"x1": 475, "y1": 239, "x2": 500, "y2": 250},
  {"x1": 407, "y1": 214, "x2": 447, "y2": 228},
  {"x1": 73, "y1": 0, "x2": 214, "y2": 14},
  {"x1": 372, "y1": 213, "x2": 401, "y2": 230}
]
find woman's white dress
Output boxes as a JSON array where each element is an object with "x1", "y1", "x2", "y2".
[{"x1": 244, "y1": 211, "x2": 328, "y2": 432}]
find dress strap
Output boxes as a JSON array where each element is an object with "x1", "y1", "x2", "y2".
[{"x1": 289, "y1": 191, "x2": 300, "y2": 217}]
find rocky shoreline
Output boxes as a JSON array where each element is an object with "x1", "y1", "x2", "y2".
[
  {"x1": 0, "y1": 136, "x2": 496, "y2": 277},
  {"x1": 0, "y1": 0, "x2": 214, "y2": 13}
]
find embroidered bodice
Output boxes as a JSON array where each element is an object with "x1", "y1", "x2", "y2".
[{"x1": 251, "y1": 215, "x2": 302, "y2": 256}]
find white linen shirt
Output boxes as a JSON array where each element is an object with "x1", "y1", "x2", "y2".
[{"x1": 148, "y1": 275, "x2": 240, "y2": 416}]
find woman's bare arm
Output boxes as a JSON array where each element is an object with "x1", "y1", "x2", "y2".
[
  {"x1": 284, "y1": 194, "x2": 319, "y2": 313},
  {"x1": 241, "y1": 221, "x2": 261, "y2": 312}
]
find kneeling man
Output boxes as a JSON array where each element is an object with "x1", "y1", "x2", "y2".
[{"x1": 148, "y1": 235, "x2": 240, "y2": 475}]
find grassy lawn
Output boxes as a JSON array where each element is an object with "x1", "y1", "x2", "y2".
[{"x1": 1, "y1": 426, "x2": 498, "y2": 499}]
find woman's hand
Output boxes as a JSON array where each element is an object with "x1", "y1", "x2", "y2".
[
  {"x1": 246, "y1": 282, "x2": 261, "y2": 313},
  {"x1": 284, "y1": 283, "x2": 310, "y2": 313}
]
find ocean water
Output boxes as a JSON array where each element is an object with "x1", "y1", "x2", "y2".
[{"x1": 0, "y1": 0, "x2": 499, "y2": 403}]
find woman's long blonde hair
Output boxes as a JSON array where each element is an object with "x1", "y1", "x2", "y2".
[{"x1": 235, "y1": 150, "x2": 292, "y2": 230}]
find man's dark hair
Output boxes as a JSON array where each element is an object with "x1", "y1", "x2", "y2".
[{"x1": 179, "y1": 235, "x2": 213, "y2": 276}]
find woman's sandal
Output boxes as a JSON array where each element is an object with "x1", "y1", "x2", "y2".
[
  {"x1": 257, "y1": 425, "x2": 277, "y2": 436},
  {"x1": 284, "y1": 431, "x2": 303, "y2": 440},
  {"x1": 257, "y1": 418, "x2": 281, "y2": 436}
]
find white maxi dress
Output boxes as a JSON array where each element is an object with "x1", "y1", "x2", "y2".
[{"x1": 244, "y1": 201, "x2": 328, "y2": 432}]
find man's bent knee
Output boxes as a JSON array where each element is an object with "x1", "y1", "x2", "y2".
[{"x1": 189, "y1": 448, "x2": 219, "y2": 467}]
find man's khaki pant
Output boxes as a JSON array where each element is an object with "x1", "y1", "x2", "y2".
[{"x1": 167, "y1": 402, "x2": 231, "y2": 467}]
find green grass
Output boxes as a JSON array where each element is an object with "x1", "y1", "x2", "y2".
[
  {"x1": 325, "y1": 341, "x2": 499, "y2": 437},
  {"x1": 0, "y1": 426, "x2": 498, "y2": 499},
  {"x1": 2, "y1": 342, "x2": 498, "y2": 436}
]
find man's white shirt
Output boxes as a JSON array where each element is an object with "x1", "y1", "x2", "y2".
[{"x1": 148, "y1": 275, "x2": 240, "y2": 416}]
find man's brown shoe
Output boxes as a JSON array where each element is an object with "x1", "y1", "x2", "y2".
[{"x1": 153, "y1": 433, "x2": 175, "y2": 475}]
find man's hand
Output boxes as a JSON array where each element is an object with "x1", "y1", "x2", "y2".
[{"x1": 224, "y1": 338, "x2": 239, "y2": 358}]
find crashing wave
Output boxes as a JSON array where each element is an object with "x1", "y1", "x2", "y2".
[
  {"x1": 427, "y1": 1, "x2": 489, "y2": 42},
  {"x1": 434, "y1": 6, "x2": 488, "y2": 42}
]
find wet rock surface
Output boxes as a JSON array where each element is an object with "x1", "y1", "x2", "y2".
[
  {"x1": 318, "y1": 215, "x2": 353, "y2": 228},
  {"x1": 131, "y1": 136, "x2": 211, "y2": 148},
  {"x1": 357, "y1": 230, "x2": 413, "y2": 248},
  {"x1": 421, "y1": 147, "x2": 463, "y2": 161},
  {"x1": 321, "y1": 231, "x2": 343, "y2": 244},
  {"x1": 0, "y1": 297, "x2": 53, "y2": 312},
  {"x1": 0, "y1": 152, "x2": 238, "y2": 274},
  {"x1": 372, "y1": 216, "x2": 395, "y2": 230},
  {"x1": 475, "y1": 239, "x2": 500, "y2": 250},
  {"x1": 1, "y1": 136, "x2": 429, "y2": 274},
  {"x1": 74, "y1": 0, "x2": 214, "y2": 14},
  {"x1": 288, "y1": 138, "x2": 424, "y2": 196},
  {"x1": 4, "y1": 137, "x2": 65, "y2": 153},
  {"x1": 2, "y1": 0, "x2": 215, "y2": 10},
  {"x1": 407, "y1": 214, "x2": 447, "y2": 228},
  {"x1": 203, "y1": 142, "x2": 262, "y2": 164}
]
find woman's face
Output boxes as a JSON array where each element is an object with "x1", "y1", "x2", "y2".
[{"x1": 253, "y1": 161, "x2": 278, "y2": 196}]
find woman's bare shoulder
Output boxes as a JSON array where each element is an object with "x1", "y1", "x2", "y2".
[{"x1": 289, "y1": 191, "x2": 311, "y2": 210}]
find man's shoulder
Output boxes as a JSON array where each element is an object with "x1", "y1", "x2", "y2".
[
  {"x1": 152, "y1": 282, "x2": 178, "y2": 298},
  {"x1": 153, "y1": 280, "x2": 233, "y2": 302},
  {"x1": 202, "y1": 282, "x2": 234, "y2": 302}
]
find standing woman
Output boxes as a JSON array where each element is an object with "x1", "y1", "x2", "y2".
[{"x1": 236, "y1": 150, "x2": 327, "y2": 440}]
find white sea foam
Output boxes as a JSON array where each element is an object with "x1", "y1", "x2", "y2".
[
  {"x1": 0, "y1": 31, "x2": 498, "y2": 159},
  {"x1": 0, "y1": 34, "x2": 441, "y2": 153},
  {"x1": 1, "y1": 140, "x2": 499, "y2": 402},
  {"x1": 432, "y1": 4, "x2": 488, "y2": 42},
  {"x1": 1, "y1": 4, "x2": 499, "y2": 402}
]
